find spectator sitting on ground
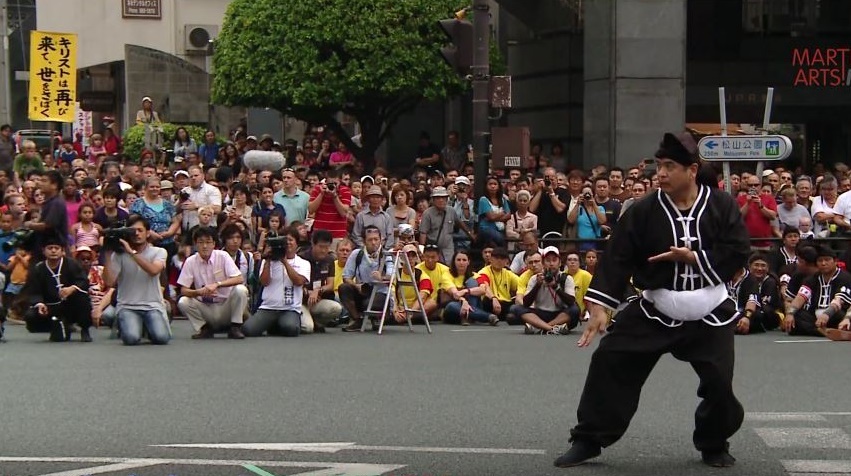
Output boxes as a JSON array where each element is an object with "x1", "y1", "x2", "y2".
[
  {"x1": 177, "y1": 226, "x2": 248, "y2": 340},
  {"x1": 244, "y1": 227, "x2": 311, "y2": 337}
]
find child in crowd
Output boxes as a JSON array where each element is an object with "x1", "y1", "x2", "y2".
[
  {"x1": 5, "y1": 247, "x2": 30, "y2": 324},
  {"x1": 798, "y1": 216, "x2": 815, "y2": 240},
  {"x1": 71, "y1": 202, "x2": 102, "y2": 252}
]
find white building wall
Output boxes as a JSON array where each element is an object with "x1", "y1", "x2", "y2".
[{"x1": 36, "y1": 0, "x2": 232, "y2": 69}]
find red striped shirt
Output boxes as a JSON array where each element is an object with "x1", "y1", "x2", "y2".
[{"x1": 309, "y1": 184, "x2": 351, "y2": 238}]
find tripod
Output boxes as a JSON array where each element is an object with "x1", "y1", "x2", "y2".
[{"x1": 362, "y1": 250, "x2": 433, "y2": 335}]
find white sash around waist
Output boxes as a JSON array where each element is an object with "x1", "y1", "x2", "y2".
[{"x1": 642, "y1": 284, "x2": 728, "y2": 322}]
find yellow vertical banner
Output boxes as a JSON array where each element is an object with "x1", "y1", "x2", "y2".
[{"x1": 28, "y1": 31, "x2": 77, "y2": 123}]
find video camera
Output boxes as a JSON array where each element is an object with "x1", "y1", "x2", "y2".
[
  {"x1": 266, "y1": 235, "x2": 289, "y2": 260},
  {"x1": 103, "y1": 223, "x2": 136, "y2": 253},
  {"x1": 0, "y1": 228, "x2": 35, "y2": 252}
]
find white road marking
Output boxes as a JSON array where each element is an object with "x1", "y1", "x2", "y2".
[
  {"x1": 745, "y1": 412, "x2": 827, "y2": 422},
  {"x1": 152, "y1": 442, "x2": 354, "y2": 453},
  {"x1": 348, "y1": 445, "x2": 546, "y2": 455},
  {"x1": 773, "y1": 339, "x2": 831, "y2": 343},
  {"x1": 747, "y1": 411, "x2": 851, "y2": 417},
  {"x1": 36, "y1": 461, "x2": 163, "y2": 476},
  {"x1": 153, "y1": 442, "x2": 546, "y2": 455},
  {"x1": 0, "y1": 456, "x2": 404, "y2": 476},
  {"x1": 783, "y1": 459, "x2": 851, "y2": 473},
  {"x1": 753, "y1": 428, "x2": 851, "y2": 449}
]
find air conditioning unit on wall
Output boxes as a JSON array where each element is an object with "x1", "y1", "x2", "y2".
[{"x1": 184, "y1": 24, "x2": 218, "y2": 55}]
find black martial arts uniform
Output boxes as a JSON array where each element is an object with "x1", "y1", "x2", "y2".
[
  {"x1": 23, "y1": 257, "x2": 92, "y2": 341},
  {"x1": 730, "y1": 271, "x2": 782, "y2": 333},
  {"x1": 790, "y1": 268, "x2": 851, "y2": 336},
  {"x1": 768, "y1": 246, "x2": 797, "y2": 276},
  {"x1": 571, "y1": 184, "x2": 750, "y2": 454}
]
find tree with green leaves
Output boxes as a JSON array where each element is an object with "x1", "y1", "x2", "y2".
[{"x1": 212, "y1": 0, "x2": 467, "y2": 169}]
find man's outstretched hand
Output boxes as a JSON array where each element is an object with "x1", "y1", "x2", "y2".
[{"x1": 578, "y1": 303, "x2": 609, "y2": 348}]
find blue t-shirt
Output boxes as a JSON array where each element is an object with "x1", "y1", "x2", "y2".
[
  {"x1": 0, "y1": 234, "x2": 14, "y2": 265},
  {"x1": 477, "y1": 196, "x2": 511, "y2": 232},
  {"x1": 576, "y1": 205, "x2": 606, "y2": 250}
]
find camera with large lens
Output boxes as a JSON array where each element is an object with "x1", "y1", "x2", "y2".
[
  {"x1": 325, "y1": 182, "x2": 336, "y2": 193},
  {"x1": 266, "y1": 235, "x2": 289, "y2": 260},
  {"x1": 103, "y1": 224, "x2": 136, "y2": 253},
  {"x1": 544, "y1": 269, "x2": 557, "y2": 284},
  {"x1": 0, "y1": 228, "x2": 34, "y2": 252},
  {"x1": 179, "y1": 191, "x2": 191, "y2": 201},
  {"x1": 583, "y1": 192, "x2": 592, "y2": 201},
  {"x1": 544, "y1": 178, "x2": 552, "y2": 188}
]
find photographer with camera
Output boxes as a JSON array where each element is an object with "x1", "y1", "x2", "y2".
[
  {"x1": 519, "y1": 246, "x2": 577, "y2": 335},
  {"x1": 736, "y1": 175, "x2": 777, "y2": 251},
  {"x1": 529, "y1": 167, "x2": 569, "y2": 239},
  {"x1": 103, "y1": 215, "x2": 171, "y2": 345},
  {"x1": 308, "y1": 168, "x2": 351, "y2": 247},
  {"x1": 177, "y1": 226, "x2": 248, "y2": 340},
  {"x1": 23, "y1": 233, "x2": 92, "y2": 342},
  {"x1": 567, "y1": 185, "x2": 607, "y2": 252},
  {"x1": 243, "y1": 227, "x2": 311, "y2": 337}
]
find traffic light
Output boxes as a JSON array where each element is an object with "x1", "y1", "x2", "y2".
[{"x1": 438, "y1": 18, "x2": 473, "y2": 74}]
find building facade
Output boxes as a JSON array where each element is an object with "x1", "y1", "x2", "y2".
[{"x1": 35, "y1": 0, "x2": 241, "y2": 136}]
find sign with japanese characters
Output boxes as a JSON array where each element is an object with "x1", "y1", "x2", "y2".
[
  {"x1": 73, "y1": 103, "x2": 92, "y2": 148},
  {"x1": 28, "y1": 31, "x2": 77, "y2": 123},
  {"x1": 697, "y1": 134, "x2": 793, "y2": 161},
  {"x1": 122, "y1": 0, "x2": 162, "y2": 19}
]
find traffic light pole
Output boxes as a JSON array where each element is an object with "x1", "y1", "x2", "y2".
[{"x1": 471, "y1": 0, "x2": 490, "y2": 198}]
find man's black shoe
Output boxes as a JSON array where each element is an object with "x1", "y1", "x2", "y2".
[
  {"x1": 342, "y1": 319, "x2": 363, "y2": 332},
  {"x1": 553, "y1": 440, "x2": 602, "y2": 468},
  {"x1": 80, "y1": 328, "x2": 92, "y2": 343},
  {"x1": 227, "y1": 325, "x2": 245, "y2": 340},
  {"x1": 701, "y1": 449, "x2": 736, "y2": 467},
  {"x1": 191, "y1": 325, "x2": 214, "y2": 339}
]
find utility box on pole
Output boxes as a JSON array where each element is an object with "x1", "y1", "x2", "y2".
[{"x1": 491, "y1": 127, "x2": 529, "y2": 169}]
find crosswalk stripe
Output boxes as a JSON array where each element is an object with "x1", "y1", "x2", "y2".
[
  {"x1": 745, "y1": 412, "x2": 827, "y2": 422},
  {"x1": 783, "y1": 459, "x2": 851, "y2": 473},
  {"x1": 753, "y1": 428, "x2": 851, "y2": 449}
]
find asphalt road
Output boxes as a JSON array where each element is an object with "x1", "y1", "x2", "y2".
[{"x1": 1, "y1": 319, "x2": 849, "y2": 476}]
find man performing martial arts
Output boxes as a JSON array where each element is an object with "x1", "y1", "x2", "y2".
[{"x1": 555, "y1": 132, "x2": 750, "y2": 468}]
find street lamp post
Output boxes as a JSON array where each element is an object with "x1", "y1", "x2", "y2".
[{"x1": 471, "y1": 0, "x2": 490, "y2": 198}]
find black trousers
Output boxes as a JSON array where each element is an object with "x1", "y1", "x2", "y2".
[
  {"x1": 746, "y1": 309, "x2": 781, "y2": 333},
  {"x1": 24, "y1": 293, "x2": 93, "y2": 334},
  {"x1": 338, "y1": 283, "x2": 387, "y2": 321},
  {"x1": 570, "y1": 300, "x2": 744, "y2": 453},
  {"x1": 791, "y1": 309, "x2": 843, "y2": 336}
]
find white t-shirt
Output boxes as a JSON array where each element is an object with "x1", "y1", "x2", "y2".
[
  {"x1": 259, "y1": 256, "x2": 311, "y2": 312},
  {"x1": 814, "y1": 194, "x2": 840, "y2": 235},
  {"x1": 182, "y1": 182, "x2": 223, "y2": 229}
]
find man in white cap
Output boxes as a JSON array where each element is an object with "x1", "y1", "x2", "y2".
[
  {"x1": 135, "y1": 96, "x2": 161, "y2": 125},
  {"x1": 353, "y1": 185, "x2": 394, "y2": 250},
  {"x1": 519, "y1": 246, "x2": 577, "y2": 335},
  {"x1": 419, "y1": 186, "x2": 475, "y2": 263},
  {"x1": 450, "y1": 175, "x2": 476, "y2": 250}
]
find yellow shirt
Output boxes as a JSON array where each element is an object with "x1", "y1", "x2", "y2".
[
  {"x1": 517, "y1": 269, "x2": 534, "y2": 297},
  {"x1": 569, "y1": 268, "x2": 593, "y2": 312},
  {"x1": 415, "y1": 262, "x2": 455, "y2": 292},
  {"x1": 395, "y1": 269, "x2": 434, "y2": 307},
  {"x1": 476, "y1": 265, "x2": 519, "y2": 302},
  {"x1": 333, "y1": 261, "x2": 346, "y2": 292}
]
